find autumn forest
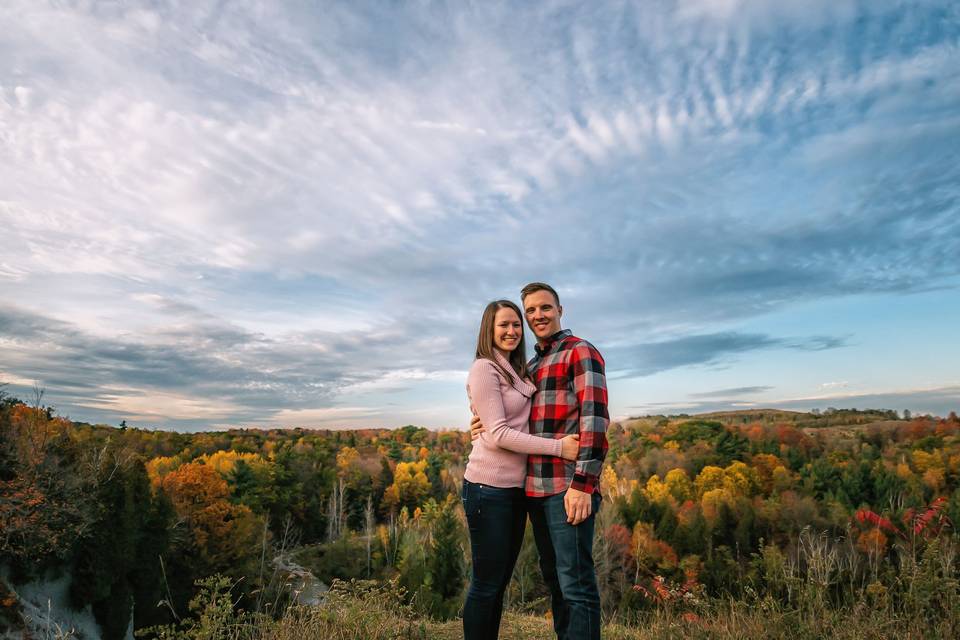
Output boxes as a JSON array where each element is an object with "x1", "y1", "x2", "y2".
[{"x1": 2, "y1": 388, "x2": 959, "y2": 638}]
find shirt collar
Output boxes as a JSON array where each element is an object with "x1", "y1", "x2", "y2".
[{"x1": 535, "y1": 329, "x2": 572, "y2": 357}]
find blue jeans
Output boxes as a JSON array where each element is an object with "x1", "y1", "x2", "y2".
[
  {"x1": 461, "y1": 480, "x2": 527, "y2": 640},
  {"x1": 527, "y1": 491, "x2": 602, "y2": 640}
]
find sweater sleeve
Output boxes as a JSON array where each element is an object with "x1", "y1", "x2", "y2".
[{"x1": 468, "y1": 361, "x2": 563, "y2": 457}]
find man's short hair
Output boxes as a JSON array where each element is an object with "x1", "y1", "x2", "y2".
[{"x1": 520, "y1": 282, "x2": 560, "y2": 306}]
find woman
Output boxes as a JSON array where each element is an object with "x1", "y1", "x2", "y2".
[{"x1": 461, "y1": 299, "x2": 579, "y2": 640}]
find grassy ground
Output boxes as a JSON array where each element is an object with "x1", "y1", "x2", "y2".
[
  {"x1": 259, "y1": 583, "x2": 957, "y2": 640},
  {"x1": 133, "y1": 577, "x2": 958, "y2": 640},
  {"x1": 267, "y1": 606, "x2": 954, "y2": 640}
]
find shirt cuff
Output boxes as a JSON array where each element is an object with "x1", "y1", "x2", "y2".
[{"x1": 570, "y1": 472, "x2": 598, "y2": 494}]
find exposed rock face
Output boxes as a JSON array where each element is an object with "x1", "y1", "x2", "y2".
[
  {"x1": 272, "y1": 557, "x2": 328, "y2": 607},
  {"x1": 1, "y1": 571, "x2": 122, "y2": 640}
]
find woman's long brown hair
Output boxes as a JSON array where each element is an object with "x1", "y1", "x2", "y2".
[{"x1": 475, "y1": 299, "x2": 528, "y2": 388}]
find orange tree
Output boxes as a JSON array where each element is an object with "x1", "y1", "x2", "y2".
[
  {"x1": 0, "y1": 402, "x2": 85, "y2": 580},
  {"x1": 158, "y1": 461, "x2": 264, "y2": 613}
]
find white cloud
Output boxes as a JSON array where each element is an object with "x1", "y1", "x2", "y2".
[
  {"x1": 0, "y1": 370, "x2": 36, "y2": 387},
  {"x1": 820, "y1": 381, "x2": 849, "y2": 390},
  {"x1": 74, "y1": 388, "x2": 243, "y2": 422}
]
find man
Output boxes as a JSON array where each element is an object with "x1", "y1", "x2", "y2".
[{"x1": 471, "y1": 281, "x2": 608, "y2": 640}]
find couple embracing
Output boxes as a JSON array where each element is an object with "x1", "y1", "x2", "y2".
[{"x1": 462, "y1": 282, "x2": 608, "y2": 640}]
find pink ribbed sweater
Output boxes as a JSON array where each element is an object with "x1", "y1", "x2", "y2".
[{"x1": 463, "y1": 352, "x2": 563, "y2": 488}]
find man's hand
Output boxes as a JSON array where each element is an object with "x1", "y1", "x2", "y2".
[
  {"x1": 564, "y1": 487, "x2": 592, "y2": 525},
  {"x1": 469, "y1": 414, "x2": 486, "y2": 441}
]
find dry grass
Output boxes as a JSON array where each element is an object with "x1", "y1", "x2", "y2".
[
  {"x1": 258, "y1": 585, "x2": 958, "y2": 640},
  {"x1": 263, "y1": 605, "x2": 956, "y2": 640}
]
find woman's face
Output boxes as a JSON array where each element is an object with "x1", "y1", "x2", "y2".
[{"x1": 493, "y1": 307, "x2": 523, "y2": 354}]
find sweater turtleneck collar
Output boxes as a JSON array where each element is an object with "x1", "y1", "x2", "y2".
[{"x1": 493, "y1": 350, "x2": 536, "y2": 398}]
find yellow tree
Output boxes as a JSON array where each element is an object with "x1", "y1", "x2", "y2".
[
  {"x1": 645, "y1": 474, "x2": 672, "y2": 505},
  {"x1": 145, "y1": 455, "x2": 184, "y2": 487},
  {"x1": 600, "y1": 466, "x2": 621, "y2": 498},
  {"x1": 196, "y1": 450, "x2": 268, "y2": 477},
  {"x1": 328, "y1": 446, "x2": 361, "y2": 540},
  {"x1": 383, "y1": 460, "x2": 430, "y2": 514},
  {"x1": 771, "y1": 465, "x2": 793, "y2": 493},
  {"x1": 694, "y1": 466, "x2": 725, "y2": 496},
  {"x1": 722, "y1": 461, "x2": 757, "y2": 496},
  {"x1": 664, "y1": 469, "x2": 692, "y2": 502}
]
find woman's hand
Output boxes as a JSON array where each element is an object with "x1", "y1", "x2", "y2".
[{"x1": 560, "y1": 434, "x2": 580, "y2": 461}]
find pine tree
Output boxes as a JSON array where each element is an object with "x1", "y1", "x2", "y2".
[
  {"x1": 675, "y1": 508, "x2": 708, "y2": 556},
  {"x1": 229, "y1": 459, "x2": 259, "y2": 509},
  {"x1": 70, "y1": 456, "x2": 148, "y2": 640},
  {"x1": 426, "y1": 496, "x2": 465, "y2": 617},
  {"x1": 711, "y1": 502, "x2": 737, "y2": 549},
  {"x1": 733, "y1": 505, "x2": 756, "y2": 552},
  {"x1": 655, "y1": 504, "x2": 678, "y2": 543}
]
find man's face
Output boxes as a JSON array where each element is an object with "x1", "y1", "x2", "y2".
[{"x1": 523, "y1": 289, "x2": 562, "y2": 341}]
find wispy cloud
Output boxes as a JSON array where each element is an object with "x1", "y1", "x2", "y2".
[
  {"x1": 690, "y1": 386, "x2": 774, "y2": 398},
  {"x1": 0, "y1": 1, "x2": 957, "y2": 427}
]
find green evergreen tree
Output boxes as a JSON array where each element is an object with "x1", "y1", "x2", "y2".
[
  {"x1": 711, "y1": 502, "x2": 737, "y2": 550},
  {"x1": 131, "y1": 480, "x2": 175, "y2": 628},
  {"x1": 426, "y1": 452, "x2": 446, "y2": 501},
  {"x1": 70, "y1": 457, "x2": 150, "y2": 639},
  {"x1": 374, "y1": 457, "x2": 393, "y2": 515},
  {"x1": 655, "y1": 504, "x2": 677, "y2": 543},
  {"x1": 426, "y1": 496, "x2": 465, "y2": 618},
  {"x1": 703, "y1": 545, "x2": 739, "y2": 596},
  {"x1": 675, "y1": 509, "x2": 708, "y2": 556},
  {"x1": 715, "y1": 429, "x2": 749, "y2": 464},
  {"x1": 733, "y1": 504, "x2": 756, "y2": 552},
  {"x1": 229, "y1": 459, "x2": 259, "y2": 508}
]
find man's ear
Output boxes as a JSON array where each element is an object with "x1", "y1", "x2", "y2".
[{"x1": 557, "y1": 305, "x2": 563, "y2": 318}]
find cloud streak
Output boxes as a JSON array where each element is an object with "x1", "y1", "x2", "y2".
[
  {"x1": 630, "y1": 385, "x2": 960, "y2": 419},
  {"x1": 690, "y1": 386, "x2": 774, "y2": 398},
  {"x1": 610, "y1": 332, "x2": 848, "y2": 377}
]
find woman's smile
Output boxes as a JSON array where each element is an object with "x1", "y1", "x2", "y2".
[{"x1": 493, "y1": 307, "x2": 523, "y2": 353}]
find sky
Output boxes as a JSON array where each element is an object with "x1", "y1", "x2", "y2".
[{"x1": 1, "y1": 0, "x2": 958, "y2": 432}]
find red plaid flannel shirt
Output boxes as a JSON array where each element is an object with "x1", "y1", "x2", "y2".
[{"x1": 525, "y1": 329, "x2": 609, "y2": 497}]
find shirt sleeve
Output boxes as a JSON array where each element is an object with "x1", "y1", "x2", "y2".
[
  {"x1": 568, "y1": 342, "x2": 609, "y2": 493},
  {"x1": 468, "y1": 361, "x2": 563, "y2": 457}
]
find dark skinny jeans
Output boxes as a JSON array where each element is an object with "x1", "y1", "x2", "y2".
[{"x1": 461, "y1": 479, "x2": 526, "y2": 640}]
